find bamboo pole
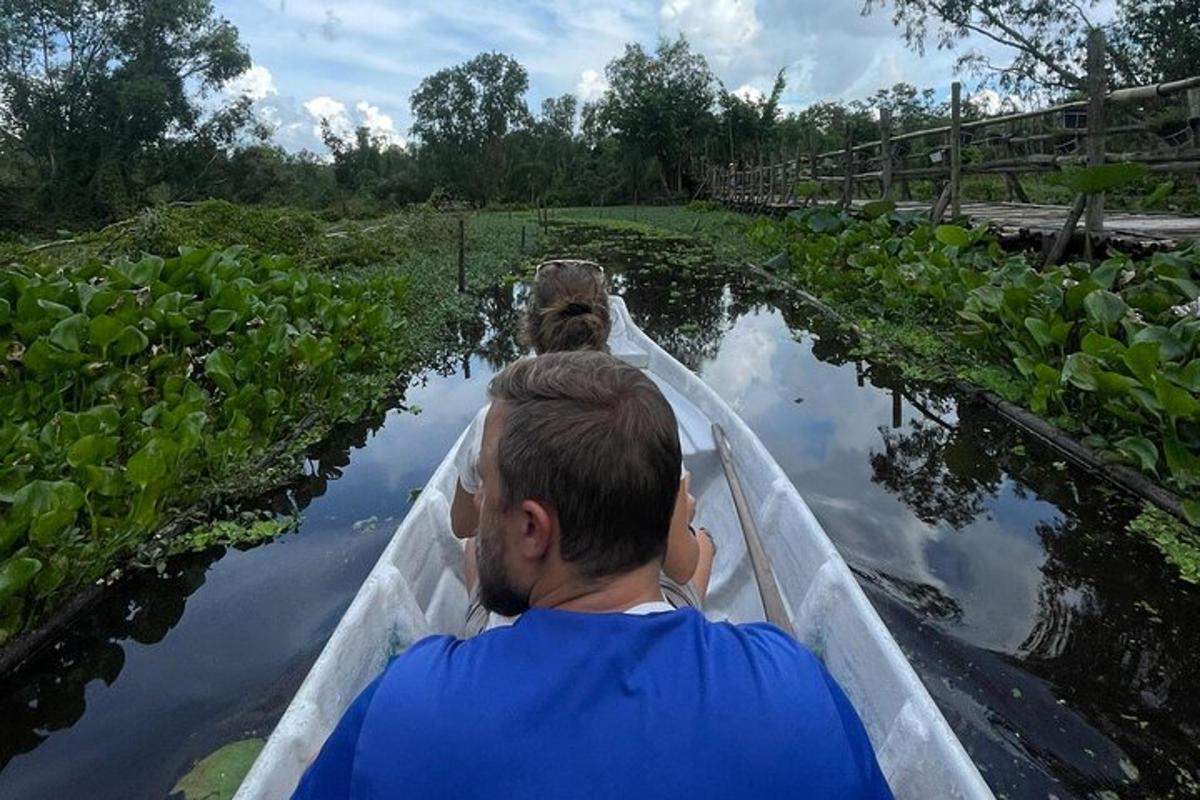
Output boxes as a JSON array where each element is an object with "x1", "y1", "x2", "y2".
[
  {"x1": 880, "y1": 108, "x2": 893, "y2": 199},
  {"x1": 1085, "y1": 28, "x2": 1107, "y2": 258},
  {"x1": 950, "y1": 81, "x2": 962, "y2": 218},
  {"x1": 712, "y1": 424, "x2": 795, "y2": 636}
]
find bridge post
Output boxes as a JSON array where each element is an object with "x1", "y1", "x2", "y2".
[
  {"x1": 843, "y1": 121, "x2": 854, "y2": 206},
  {"x1": 809, "y1": 133, "x2": 818, "y2": 185},
  {"x1": 1189, "y1": 88, "x2": 1200, "y2": 145},
  {"x1": 1084, "y1": 28, "x2": 1107, "y2": 257},
  {"x1": 880, "y1": 108, "x2": 893, "y2": 199},
  {"x1": 950, "y1": 81, "x2": 962, "y2": 218},
  {"x1": 767, "y1": 153, "x2": 777, "y2": 207},
  {"x1": 1189, "y1": 88, "x2": 1200, "y2": 190}
]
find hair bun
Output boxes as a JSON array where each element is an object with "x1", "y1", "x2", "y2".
[{"x1": 562, "y1": 301, "x2": 592, "y2": 318}]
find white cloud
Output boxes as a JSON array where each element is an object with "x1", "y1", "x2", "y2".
[
  {"x1": 355, "y1": 100, "x2": 406, "y2": 148},
  {"x1": 969, "y1": 88, "x2": 1026, "y2": 116},
  {"x1": 301, "y1": 96, "x2": 406, "y2": 148},
  {"x1": 576, "y1": 68, "x2": 609, "y2": 103},
  {"x1": 223, "y1": 64, "x2": 278, "y2": 101},
  {"x1": 733, "y1": 83, "x2": 764, "y2": 103},
  {"x1": 659, "y1": 0, "x2": 761, "y2": 63},
  {"x1": 303, "y1": 95, "x2": 352, "y2": 140}
]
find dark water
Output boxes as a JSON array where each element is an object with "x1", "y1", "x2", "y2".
[{"x1": 1, "y1": 221, "x2": 1198, "y2": 799}]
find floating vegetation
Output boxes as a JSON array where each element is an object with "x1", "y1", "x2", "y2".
[
  {"x1": 1127, "y1": 504, "x2": 1200, "y2": 584},
  {"x1": 170, "y1": 738, "x2": 265, "y2": 800},
  {"x1": 0, "y1": 205, "x2": 534, "y2": 643},
  {"x1": 168, "y1": 515, "x2": 298, "y2": 556}
]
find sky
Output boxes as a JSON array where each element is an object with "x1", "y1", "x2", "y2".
[{"x1": 210, "y1": 0, "x2": 1029, "y2": 154}]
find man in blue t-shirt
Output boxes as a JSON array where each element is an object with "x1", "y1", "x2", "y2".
[{"x1": 294, "y1": 351, "x2": 893, "y2": 799}]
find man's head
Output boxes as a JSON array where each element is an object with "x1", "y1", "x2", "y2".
[{"x1": 474, "y1": 351, "x2": 681, "y2": 615}]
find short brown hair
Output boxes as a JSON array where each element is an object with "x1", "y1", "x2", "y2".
[
  {"x1": 522, "y1": 260, "x2": 610, "y2": 354},
  {"x1": 487, "y1": 351, "x2": 680, "y2": 578}
]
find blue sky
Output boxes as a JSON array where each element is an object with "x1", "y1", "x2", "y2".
[{"x1": 210, "y1": 0, "x2": 1037, "y2": 153}]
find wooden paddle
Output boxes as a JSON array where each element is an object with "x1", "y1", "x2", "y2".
[{"x1": 712, "y1": 423, "x2": 796, "y2": 637}]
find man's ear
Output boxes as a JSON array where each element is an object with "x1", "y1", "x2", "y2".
[{"x1": 516, "y1": 499, "x2": 556, "y2": 560}]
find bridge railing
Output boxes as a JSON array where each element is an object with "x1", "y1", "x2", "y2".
[{"x1": 705, "y1": 30, "x2": 1200, "y2": 258}]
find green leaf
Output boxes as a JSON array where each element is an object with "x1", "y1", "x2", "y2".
[
  {"x1": 1081, "y1": 331, "x2": 1126, "y2": 363},
  {"x1": 1049, "y1": 319, "x2": 1074, "y2": 346},
  {"x1": 1154, "y1": 376, "x2": 1200, "y2": 422},
  {"x1": 0, "y1": 297, "x2": 10, "y2": 325},
  {"x1": 1095, "y1": 370, "x2": 1132, "y2": 397},
  {"x1": 1090, "y1": 259, "x2": 1125, "y2": 291},
  {"x1": 36, "y1": 299, "x2": 72, "y2": 320},
  {"x1": 126, "y1": 439, "x2": 171, "y2": 489},
  {"x1": 1122, "y1": 341, "x2": 1160, "y2": 386},
  {"x1": 127, "y1": 256, "x2": 164, "y2": 287},
  {"x1": 10, "y1": 480, "x2": 85, "y2": 546},
  {"x1": 1162, "y1": 276, "x2": 1200, "y2": 301},
  {"x1": 1164, "y1": 438, "x2": 1200, "y2": 488},
  {"x1": 1180, "y1": 500, "x2": 1200, "y2": 528},
  {"x1": 48, "y1": 313, "x2": 88, "y2": 352},
  {"x1": 1134, "y1": 326, "x2": 1187, "y2": 361},
  {"x1": 935, "y1": 224, "x2": 970, "y2": 248},
  {"x1": 1066, "y1": 278, "x2": 1101, "y2": 313},
  {"x1": 1024, "y1": 318, "x2": 1053, "y2": 349},
  {"x1": 206, "y1": 309, "x2": 239, "y2": 335},
  {"x1": 1062, "y1": 353, "x2": 1101, "y2": 392},
  {"x1": 205, "y1": 348, "x2": 237, "y2": 395},
  {"x1": 89, "y1": 314, "x2": 124, "y2": 349},
  {"x1": 1083, "y1": 290, "x2": 1127, "y2": 328},
  {"x1": 172, "y1": 738, "x2": 265, "y2": 800},
  {"x1": 113, "y1": 325, "x2": 149, "y2": 357},
  {"x1": 860, "y1": 200, "x2": 896, "y2": 220},
  {"x1": 22, "y1": 340, "x2": 57, "y2": 375},
  {"x1": 83, "y1": 465, "x2": 126, "y2": 497},
  {"x1": 67, "y1": 434, "x2": 119, "y2": 469},
  {"x1": 1063, "y1": 162, "x2": 1148, "y2": 194},
  {"x1": 0, "y1": 557, "x2": 42, "y2": 603},
  {"x1": 805, "y1": 209, "x2": 844, "y2": 233},
  {"x1": 1115, "y1": 436, "x2": 1158, "y2": 473}
]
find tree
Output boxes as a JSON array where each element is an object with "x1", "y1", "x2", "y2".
[
  {"x1": 862, "y1": 0, "x2": 1102, "y2": 94},
  {"x1": 598, "y1": 36, "x2": 716, "y2": 193},
  {"x1": 717, "y1": 69, "x2": 787, "y2": 163},
  {"x1": 409, "y1": 52, "x2": 530, "y2": 202},
  {"x1": 0, "y1": 0, "x2": 250, "y2": 222},
  {"x1": 1109, "y1": 0, "x2": 1200, "y2": 85}
]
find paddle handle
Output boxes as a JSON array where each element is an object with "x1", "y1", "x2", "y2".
[{"x1": 712, "y1": 424, "x2": 796, "y2": 637}]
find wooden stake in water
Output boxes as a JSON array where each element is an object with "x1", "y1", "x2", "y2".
[{"x1": 457, "y1": 217, "x2": 465, "y2": 294}]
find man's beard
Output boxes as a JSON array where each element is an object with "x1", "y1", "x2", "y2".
[{"x1": 477, "y1": 519, "x2": 530, "y2": 617}]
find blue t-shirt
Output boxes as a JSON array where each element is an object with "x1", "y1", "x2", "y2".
[{"x1": 293, "y1": 607, "x2": 893, "y2": 799}]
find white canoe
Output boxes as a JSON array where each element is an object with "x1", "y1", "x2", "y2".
[{"x1": 236, "y1": 296, "x2": 994, "y2": 800}]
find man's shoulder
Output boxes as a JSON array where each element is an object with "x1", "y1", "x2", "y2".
[{"x1": 705, "y1": 616, "x2": 824, "y2": 670}]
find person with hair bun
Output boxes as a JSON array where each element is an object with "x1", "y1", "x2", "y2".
[{"x1": 450, "y1": 260, "x2": 715, "y2": 634}]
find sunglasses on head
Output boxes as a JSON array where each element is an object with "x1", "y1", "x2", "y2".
[{"x1": 535, "y1": 260, "x2": 605, "y2": 276}]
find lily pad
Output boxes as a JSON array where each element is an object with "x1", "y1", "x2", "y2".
[{"x1": 171, "y1": 738, "x2": 265, "y2": 800}]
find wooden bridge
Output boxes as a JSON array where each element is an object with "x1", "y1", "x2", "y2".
[{"x1": 702, "y1": 31, "x2": 1200, "y2": 258}]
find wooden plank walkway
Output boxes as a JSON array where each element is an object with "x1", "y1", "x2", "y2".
[{"x1": 736, "y1": 198, "x2": 1200, "y2": 246}]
